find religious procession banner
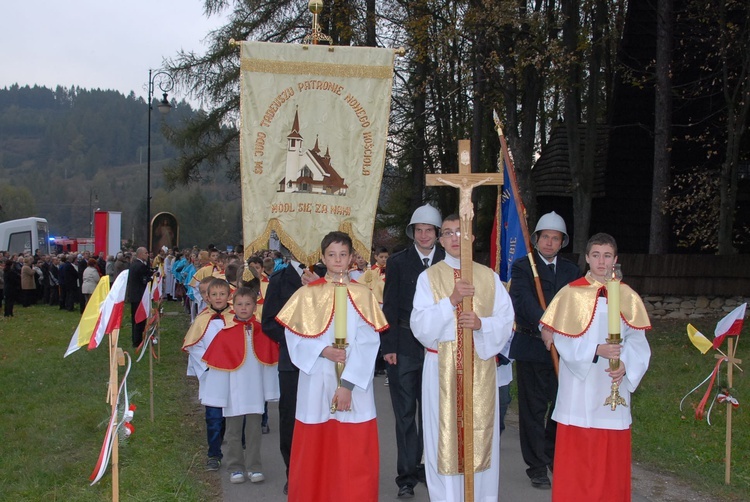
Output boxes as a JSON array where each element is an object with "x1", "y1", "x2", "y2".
[{"x1": 238, "y1": 41, "x2": 396, "y2": 265}]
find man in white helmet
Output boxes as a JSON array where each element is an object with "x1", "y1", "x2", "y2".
[
  {"x1": 509, "y1": 211, "x2": 581, "y2": 489},
  {"x1": 382, "y1": 203, "x2": 445, "y2": 499}
]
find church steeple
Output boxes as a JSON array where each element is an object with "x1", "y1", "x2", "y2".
[
  {"x1": 312, "y1": 135, "x2": 321, "y2": 154},
  {"x1": 287, "y1": 109, "x2": 303, "y2": 141}
]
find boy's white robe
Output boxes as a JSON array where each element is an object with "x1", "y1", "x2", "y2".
[
  {"x1": 285, "y1": 298, "x2": 380, "y2": 424},
  {"x1": 552, "y1": 297, "x2": 651, "y2": 430},
  {"x1": 201, "y1": 325, "x2": 280, "y2": 417},
  {"x1": 185, "y1": 318, "x2": 223, "y2": 403}
]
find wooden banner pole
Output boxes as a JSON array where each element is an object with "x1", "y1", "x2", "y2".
[
  {"x1": 725, "y1": 337, "x2": 734, "y2": 485},
  {"x1": 109, "y1": 329, "x2": 123, "y2": 502}
]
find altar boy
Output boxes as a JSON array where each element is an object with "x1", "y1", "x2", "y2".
[
  {"x1": 276, "y1": 232, "x2": 388, "y2": 502},
  {"x1": 201, "y1": 285, "x2": 280, "y2": 484},
  {"x1": 540, "y1": 233, "x2": 651, "y2": 501}
]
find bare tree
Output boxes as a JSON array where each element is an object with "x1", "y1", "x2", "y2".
[{"x1": 650, "y1": 0, "x2": 673, "y2": 254}]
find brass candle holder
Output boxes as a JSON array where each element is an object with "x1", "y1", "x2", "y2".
[
  {"x1": 604, "y1": 263, "x2": 627, "y2": 411},
  {"x1": 330, "y1": 272, "x2": 349, "y2": 413}
]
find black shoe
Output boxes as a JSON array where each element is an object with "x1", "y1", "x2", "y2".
[
  {"x1": 530, "y1": 475, "x2": 551, "y2": 489},
  {"x1": 397, "y1": 485, "x2": 415, "y2": 498},
  {"x1": 283, "y1": 481, "x2": 288, "y2": 495}
]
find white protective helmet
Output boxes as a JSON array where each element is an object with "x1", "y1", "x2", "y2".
[
  {"x1": 406, "y1": 204, "x2": 442, "y2": 240},
  {"x1": 531, "y1": 211, "x2": 570, "y2": 248}
]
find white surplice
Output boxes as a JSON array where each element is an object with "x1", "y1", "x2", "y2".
[
  {"x1": 201, "y1": 327, "x2": 280, "y2": 417},
  {"x1": 285, "y1": 297, "x2": 380, "y2": 424},
  {"x1": 552, "y1": 297, "x2": 650, "y2": 430}
]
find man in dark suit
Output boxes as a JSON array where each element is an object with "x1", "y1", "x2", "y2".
[
  {"x1": 382, "y1": 204, "x2": 445, "y2": 499},
  {"x1": 60, "y1": 254, "x2": 79, "y2": 312},
  {"x1": 261, "y1": 257, "x2": 324, "y2": 496},
  {"x1": 76, "y1": 253, "x2": 88, "y2": 314},
  {"x1": 126, "y1": 247, "x2": 152, "y2": 347},
  {"x1": 509, "y1": 211, "x2": 581, "y2": 489}
]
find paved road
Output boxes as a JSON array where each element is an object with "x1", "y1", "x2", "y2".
[
  {"x1": 220, "y1": 374, "x2": 552, "y2": 501},
  {"x1": 219, "y1": 373, "x2": 703, "y2": 501}
]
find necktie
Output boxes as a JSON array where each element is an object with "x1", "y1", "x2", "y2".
[
  {"x1": 548, "y1": 263, "x2": 556, "y2": 274},
  {"x1": 423, "y1": 257, "x2": 430, "y2": 268}
]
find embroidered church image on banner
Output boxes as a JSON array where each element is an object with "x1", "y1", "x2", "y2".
[
  {"x1": 238, "y1": 41, "x2": 396, "y2": 265},
  {"x1": 278, "y1": 110, "x2": 348, "y2": 196}
]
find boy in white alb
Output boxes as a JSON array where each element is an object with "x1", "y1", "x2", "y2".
[
  {"x1": 410, "y1": 214, "x2": 515, "y2": 502},
  {"x1": 182, "y1": 278, "x2": 234, "y2": 471},
  {"x1": 201, "y1": 285, "x2": 280, "y2": 484},
  {"x1": 276, "y1": 231, "x2": 388, "y2": 502},
  {"x1": 540, "y1": 233, "x2": 651, "y2": 501}
]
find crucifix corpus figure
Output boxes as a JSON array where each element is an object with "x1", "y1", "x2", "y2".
[{"x1": 412, "y1": 139, "x2": 515, "y2": 501}]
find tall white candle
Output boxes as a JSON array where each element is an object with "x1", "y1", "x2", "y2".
[
  {"x1": 606, "y1": 269, "x2": 621, "y2": 336},
  {"x1": 334, "y1": 284, "x2": 347, "y2": 342}
]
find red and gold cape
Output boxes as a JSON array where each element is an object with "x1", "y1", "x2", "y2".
[
  {"x1": 275, "y1": 277, "x2": 388, "y2": 338},
  {"x1": 181, "y1": 307, "x2": 234, "y2": 350},
  {"x1": 540, "y1": 273, "x2": 651, "y2": 337},
  {"x1": 202, "y1": 315, "x2": 279, "y2": 370}
]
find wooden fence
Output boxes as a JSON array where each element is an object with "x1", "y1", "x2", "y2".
[{"x1": 560, "y1": 253, "x2": 750, "y2": 296}]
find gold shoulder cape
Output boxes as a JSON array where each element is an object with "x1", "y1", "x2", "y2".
[
  {"x1": 275, "y1": 277, "x2": 388, "y2": 338},
  {"x1": 540, "y1": 273, "x2": 651, "y2": 337},
  {"x1": 425, "y1": 261, "x2": 496, "y2": 476},
  {"x1": 182, "y1": 308, "x2": 234, "y2": 350},
  {"x1": 359, "y1": 268, "x2": 386, "y2": 303}
]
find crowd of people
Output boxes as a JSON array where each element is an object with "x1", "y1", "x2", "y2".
[
  {"x1": 0, "y1": 249, "x2": 116, "y2": 318},
  {"x1": 1, "y1": 205, "x2": 651, "y2": 501}
]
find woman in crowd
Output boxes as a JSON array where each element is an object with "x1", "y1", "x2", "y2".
[
  {"x1": 21, "y1": 256, "x2": 36, "y2": 307},
  {"x1": 81, "y1": 258, "x2": 102, "y2": 308}
]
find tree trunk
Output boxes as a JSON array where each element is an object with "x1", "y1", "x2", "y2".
[
  {"x1": 562, "y1": 0, "x2": 590, "y2": 254},
  {"x1": 409, "y1": 1, "x2": 430, "y2": 212},
  {"x1": 716, "y1": 0, "x2": 750, "y2": 254},
  {"x1": 718, "y1": 110, "x2": 741, "y2": 254},
  {"x1": 650, "y1": 0, "x2": 673, "y2": 254}
]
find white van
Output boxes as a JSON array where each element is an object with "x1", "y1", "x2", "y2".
[{"x1": 0, "y1": 217, "x2": 51, "y2": 255}]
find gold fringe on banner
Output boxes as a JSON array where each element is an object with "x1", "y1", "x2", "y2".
[{"x1": 241, "y1": 58, "x2": 394, "y2": 80}]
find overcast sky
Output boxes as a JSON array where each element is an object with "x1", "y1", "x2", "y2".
[{"x1": 0, "y1": 1, "x2": 228, "y2": 103}]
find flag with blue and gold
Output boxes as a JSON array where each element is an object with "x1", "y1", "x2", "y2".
[{"x1": 499, "y1": 155, "x2": 527, "y2": 283}]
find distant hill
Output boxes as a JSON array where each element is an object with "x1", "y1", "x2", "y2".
[{"x1": 0, "y1": 84, "x2": 242, "y2": 249}]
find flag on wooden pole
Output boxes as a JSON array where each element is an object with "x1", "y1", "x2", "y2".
[
  {"x1": 687, "y1": 323, "x2": 714, "y2": 354},
  {"x1": 713, "y1": 303, "x2": 746, "y2": 350},
  {"x1": 64, "y1": 271, "x2": 129, "y2": 357}
]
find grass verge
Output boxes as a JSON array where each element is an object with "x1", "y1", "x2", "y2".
[
  {"x1": 0, "y1": 301, "x2": 220, "y2": 501},
  {"x1": 0, "y1": 303, "x2": 747, "y2": 500},
  {"x1": 632, "y1": 317, "x2": 748, "y2": 500}
]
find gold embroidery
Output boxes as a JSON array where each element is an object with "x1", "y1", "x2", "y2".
[
  {"x1": 241, "y1": 58, "x2": 394, "y2": 80},
  {"x1": 245, "y1": 218, "x2": 372, "y2": 270},
  {"x1": 427, "y1": 261, "x2": 496, "y2": 475}
]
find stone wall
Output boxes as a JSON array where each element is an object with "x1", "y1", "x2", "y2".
[{"x1": 642, "y1": 295, "x2": 750, "y2": 319}]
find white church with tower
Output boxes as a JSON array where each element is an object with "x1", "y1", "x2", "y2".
[{"x1": 278, "y1": 110, "x2": 348, "y2": 196}]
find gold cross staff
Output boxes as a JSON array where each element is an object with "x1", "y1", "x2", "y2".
[{"x1": 426, "y1": 139, "x2": 503, "y2": 501}]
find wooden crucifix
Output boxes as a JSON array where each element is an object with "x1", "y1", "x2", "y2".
[{"x1": 426, "y1": 139, "x2": 503, "y2": 501}]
